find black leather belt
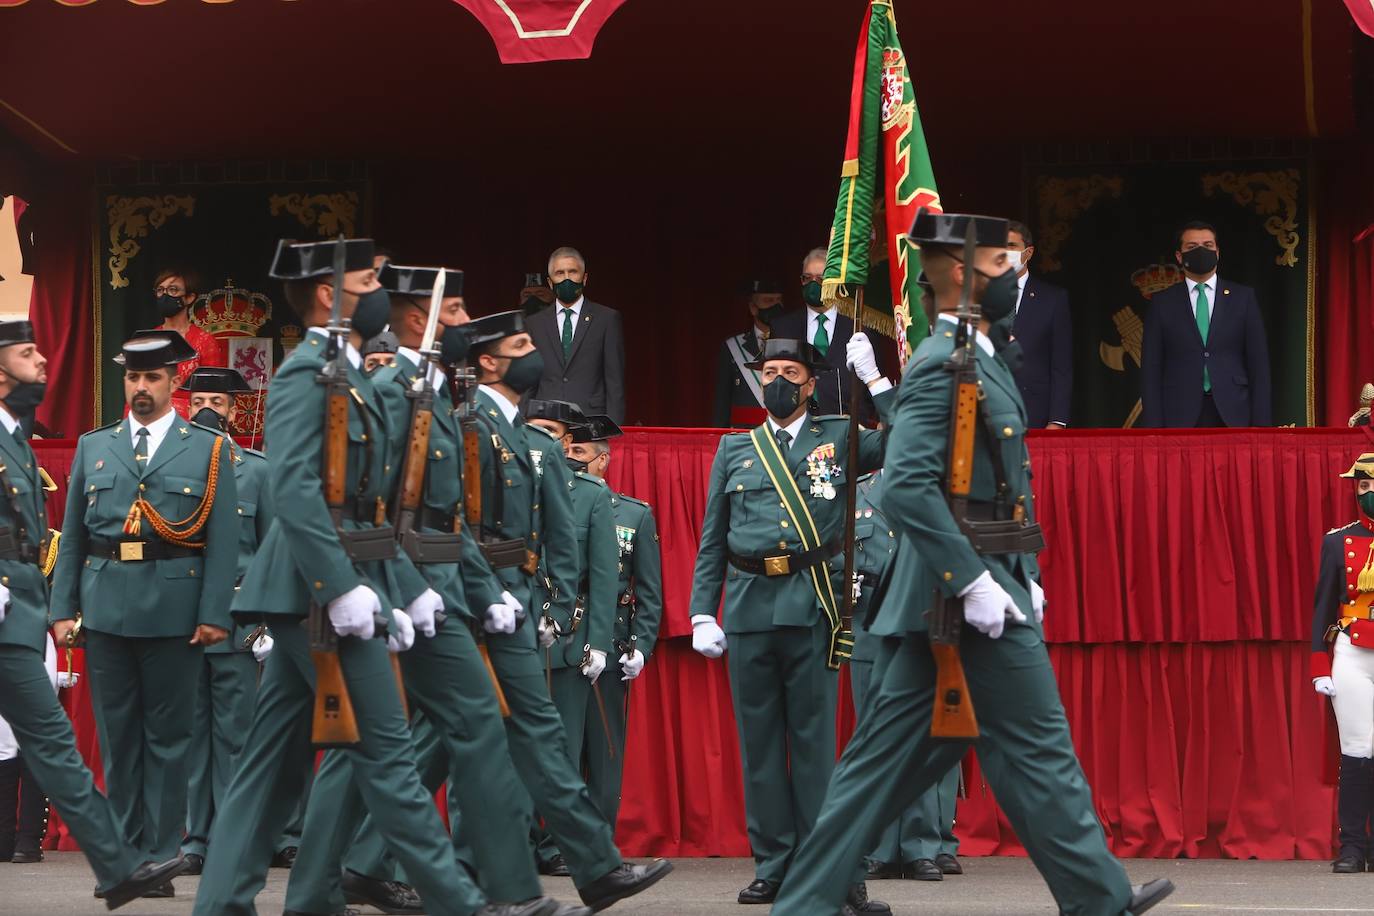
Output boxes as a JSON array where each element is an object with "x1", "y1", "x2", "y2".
[
  {"x1": 88, "y1": 537, "x2": 202, "y2": 562},
  {"x1": 729, "y1": 538, "x2": 841, "y2": 577},
  {"x1": 0, "y1": 527, "x2": 38, "y2": 564}
]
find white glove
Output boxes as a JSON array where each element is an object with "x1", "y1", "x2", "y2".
[
  {"x1": 484, "y1": 599, "x2": 516, "y2": 635},
  {"x1": 251, "y1": 632, "x2": 274, "y2": 663},
  {"x1": 581, "y1": 648, "x2": 607, "y2": 683},
  {"x1": 846, "y1": 332, "x2": 881, "y2": 383},
  {"x1": 1029, "y1": 578, "x2": 1046, "y2": 624},
  {"x1": 537, "y1": 617, "x2": 557, "y2": 649},
  {"x1": 958, "y1": 571, "x2": 1027, "y2": 639},
  {"x1": 387, "y1": 609, "x2": 415, "y2": 653},
  {"x1": 0, "y1": 581, "x2": 10, "y2": 623},
  {"x1": 327, "y1": 584, "x2": 380, "y2": 639},
  {"x1": 405, "y1": 588, "x2": 442, "y2": 639},
  {"x1": 501, "y1": 590, "x2": 525, "y2": 624},
  {"x1": 56, "y1": 671, "x2": 79, "y2": 689},
  {"x1": 691, "y1": 614, "x2": 727, "y2": 658},
  {"x1": 620, "y1": 649, "x2": 645, "y2": 681},
  {"x1": 1314, "y1": 676, "x2": 1337, "y2": 697}
]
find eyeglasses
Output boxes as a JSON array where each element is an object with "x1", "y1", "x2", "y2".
[
  {"x1": 154, "y1": 285, "x2": 185, "y2": 297},
  {"x1": 800, "y1": 274, "x2": 824, "y2": 283}
]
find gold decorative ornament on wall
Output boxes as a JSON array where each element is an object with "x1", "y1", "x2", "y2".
[
  {"x1": 105, "y1": 194, "x2": 195, "y2": 289},
  {"x1": 268, "y1": 192, "x2": 358, "y2": 238},
  {"x1": 1201, "y1": 169, "x2": 1301, "y2": 268}
]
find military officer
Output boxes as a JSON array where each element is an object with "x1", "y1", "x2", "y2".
[
  {"x1": 362, "y1": 329, "x2": 400, "y2": 373},
  {"x1": 51, "y1": 329, "x2": 239, "y2": 895},
  {"x1": 843, "y1": 471, "x2": 961, "y2": 883},
  {"x1": 190, "y1": 238, "x2": 512, "y2": 916},
  {"x1": 282, "y1": 264, "x2": 586, "y2": 916},
  {"x1": 178, "y1": 367, "x2": 274, "y2": 875},
  {"x1": 567, "y1": 414, "x2": 664, "y2": 834},
  {"x1": 524, "y1": 398, "x2": 618, "y2": 876},
  {"x1": 770, "y1": 210, "x2": 1174, "y2": 916},
  {"x1": 1309, "y1": 453, "x2": 1374, "y2": 873},
  {"x1": 688, "y1": 334, "x2": 893, "y2": 913},
  {"x1": 0, "y1": 321, "x2": 188, "y2": 908},
  {"x1": 712, "y1": 278, "x2": 785, "y2": 428},
  {"x1": 455, "y1": 311, "x2": 671, "y2": 911}
]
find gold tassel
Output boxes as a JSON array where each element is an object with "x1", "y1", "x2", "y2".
[
  {"x1": 1360, "y1": 542, "x2": 1374, "y2": 593},
  {"x1": 820, "y1": 278, "x2": 854, "y2": 311},
  {"x1": 122, "y1": 503, "x2": 141, "y2": 537}
]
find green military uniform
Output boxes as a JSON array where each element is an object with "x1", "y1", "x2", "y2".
[
  {"x1": 52, "y1": 331, "x2": 239, "y2": 866},
  {"x1": 689, "y1": 337, "x2": 893, "y2": 890},
  {"x1": 771, "y1": 213, "x2": 1135, "y2": 916},
  {"x1": 285, "y1": 320, "x2": 547, "y2": 911},
  {"x1": 192, "y1": 239, "x2": 489, "y2": 916},
  {"x1": 845, "y1": 472, "x2": 959, "y2": 874},
  {"x1": 584, "y1": 488, "x2": 662, "y2": 832}
]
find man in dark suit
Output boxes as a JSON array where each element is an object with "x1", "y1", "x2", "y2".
[
  {"x1": 711, "y1": 278, "x2": 785, "y2": 428},
  {"x1": 527, "y1": 246, "x2": 626, "y2": 423},
  {"x1": 769, "y1": 248, "x2": 867, "y2": 417},
  {"x1": 1141, "y1": 221, "x2": 1272, "y2": 428},
  {"x1": 1008, "y1": 221, "x2": 1072, "y2": 428}
]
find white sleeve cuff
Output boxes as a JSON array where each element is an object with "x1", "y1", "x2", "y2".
[
  {"x1": 866, "y1": 377, "x2": 893, "y2": 395},
  {"x1": 691, "y1": 614, "x2": 717, "y2": 627}
]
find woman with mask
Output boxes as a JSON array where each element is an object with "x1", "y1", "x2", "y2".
[{"x1": 151, "y1": 268, "x2": 227, "y2": 418}]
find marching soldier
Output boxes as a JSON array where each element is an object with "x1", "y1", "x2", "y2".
[
  {"x1": 844, "y1": 471, "x2": 961, "y2": 883},
  {"x1": 454, "y1": 311, "x2": 671, "y2": 911},
  {"x1": 712, "y1": 278, "x2": 785, "y2": 428},
  {"x1": 688, "y1": 334, "x2": 893, "y2": 912},
  {"x1": 0, "y1": 321, "x2": 188, "y2": 908},
  {"x1": 524, "y1": 398, "x2": 618, "y2": 876},
  {"x1": 1310, "y1": 453, "x2": 1374, "y2": 873},
  {"x1": 282, "y1": 264, "x2": 586, "y2": 916},
  {"x1": 51, "y1": 329, "x2": 239, "y2": 897},
  {"x1": 190, "y1": 238, "x2": 507, "y2": 916},
  {"x1": 567, "y1": 415, "x2": 664, "y2": 834},
  {"x1": 770, "y1": 210, "x2": 1174, "y2": 916}
]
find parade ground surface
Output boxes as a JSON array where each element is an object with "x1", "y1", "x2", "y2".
[{"x1": 4, "y1": 854, "x2": 1374, "y2": 915}]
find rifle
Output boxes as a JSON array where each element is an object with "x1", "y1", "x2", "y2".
[
  {"x1": 311, "y1": 236, "x2": 362, "y2": 748},
  {"x1": 927, "y1": 229, "x2": 981, "y2": 740}
]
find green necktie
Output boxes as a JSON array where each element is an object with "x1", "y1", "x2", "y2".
[
  {"x1": 561, "y1": 308, "x2": 575, "y2": 359},
  {"x1": 134, "y1": 428, "x2": 149, "y2": 474},
  {"x1": 813, "y1": 313, "x2": 829, "y2": 356},
  {"x1": 1195, "y1": 283, "x2": 1211, "y2": 392},
  {"x1": 774, "y1": 427, "x2": 791, "y2": 456}
]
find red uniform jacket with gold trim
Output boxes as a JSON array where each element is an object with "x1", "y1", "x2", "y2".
[{"x1": 1311, "y1": 521, "x2": 1374, "y2": 679}]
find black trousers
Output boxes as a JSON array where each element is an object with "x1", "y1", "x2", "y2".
[{"x1": 0, "y1": 755, "x2": 49, "y2": 858}]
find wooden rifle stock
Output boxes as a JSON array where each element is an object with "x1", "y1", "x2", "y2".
[{"x1": 310, "y1": 604, "x2": 361, "y2": 747}]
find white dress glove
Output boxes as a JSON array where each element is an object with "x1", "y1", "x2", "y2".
[
  {"x1": 581, "y1": 648, "x2": 607, "y2": 683},
  {"x1": 387, "y1": 609, "x2": 416, "y2": 653},
  {"x1": 484, "y1": 599, "x2": 516, "y2": 635},
  {"x1": 501, "y1": 590, "x2": 525, "y2": 624},
  {"x1": 958, "y1": 571, "x2": 1027, "y2": 639},
  {"x1": 1314, "y1": 676, "x2": 1337, "y2": 697},
  {"x1": 405, "y1": 588, "x2": 443, "y2": 639},
  {"x1": 537, "y1": 617, "x2": 557, "y2": 649},
  {"x1": 691, "y1": 614, "x2": 727, "y2": 658},
  {"x1": 251, "y1": 632, "x2": 274, "y2": 663},
  {"x1": 846, "y1": 332, "x2": 881, "y2": 383},
  {"x1": 619, "y1": 649, "x2": 645, "y2": 681},
  {"x1": 0, "y1": 581, "x2": 10, "y2": 623},
  {"x1": 1029, "y1": 578, "x2": 1046, "y2": 624},
  {"x1": 56, "y1": 671, "x2": 79, "y2": 689},
  {"x1": 327, "y1": 584, "x2": 381, "y2": 639}
]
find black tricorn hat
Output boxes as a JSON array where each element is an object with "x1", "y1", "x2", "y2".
[
  {"x1": 743, "y1": 337, "x2": 828, "y2": 374},
  {"x1": 525, "y1": 399, "x2": 588, "y2": 428},
  {"x1": 740, "y1": 278, "x2": 784, "y2": 296},
  {"x1": 0, "y1": 320, "x2": 36, "y2": 349},
  {"x1": 362, "y1": 330, "x2": 399, "y2": 356},
  {"x1": 269, "y1": 238, "x2": 375, "y2": 280},
  {"x1": 571, "y1": 414, "x2": 623, "y2": 443},
  {"x1": 113, "y1": 329, "x2": 197, "y2": 370},
  {"x1": 182, "y1": 366, "x2": 252, "y2": 394},
  {"x1": 908, "y1": 207, "x2": 1009, "y2": 248},
  {"x1": 380, "y1": 264, "x2": 466, "y2": 298},
  {"x1": 465, "y1": 310, "x2": 527, "y2": 348}
]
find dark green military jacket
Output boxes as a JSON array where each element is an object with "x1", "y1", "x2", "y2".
[
  {"x1": 539, "y1": 470, "x2": 617, "y2": 669},
  {"x1": 690, "y1": 388, "x2": 894, "y2": 635},
  {"x1": 209, "y1": 441, "x2": 273, "y2": 655},
  {"x1": 871, "y1": 325, "x2": 1040, "y2": 638},
  {"x1": 0, "y1": 421, "x2": 54, "y2": 653},
  {"x1": 52, "y1": 415, "x2": 239, "y2": 637},
  {"x1": 839, "y1": 473, "x2": 897, "y2": 663},
  {"x1": 231, "y1": 329, "x2": 429, "y2": 620},
  {"x1": 610, "y1": 491, "x2": 662, "y2": 661}
]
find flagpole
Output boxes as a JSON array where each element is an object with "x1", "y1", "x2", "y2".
[{"x1": 840, "y1": 287, "x2": 864, "y2": 637}]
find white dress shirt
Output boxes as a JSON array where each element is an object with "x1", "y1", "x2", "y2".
[
  {"x1": 397, "y1": 347, "x2": 442, "y2": 391},
  {"x1": 806, "y1": 306, "x2": 839, "y2": 351},
  {"x1": 479, "y1": 384, "x2": 521, "y2": 425},
  {"x1": 935, "y1": 313, "x2": 995, "y2": 357},
  {"x1": 766, "y1": 411, "x2": 808, "y2": 449},
  {"x1": 129, "y1": 408, "x2": 177, "y2": 463},
  {"x1": 0, "y1": 402, "x2": 18, "y2": 436},
  {"x1": 1187, "y1": 275, "x2": 1217, "y2": 323},
  {"x1": 305, "y1": 327, "x2": 362, "y2": 369},
  {"x1": 1014, "y1": 271, "x2": 1029, "y2": 316}
]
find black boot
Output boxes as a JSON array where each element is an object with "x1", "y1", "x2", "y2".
[
  {"x1": 13, "y1": 756, "x2": 47, "y2": 863},
  {"x1": 1334, "y1": 755, "x2": 1373, "y2": 873}
]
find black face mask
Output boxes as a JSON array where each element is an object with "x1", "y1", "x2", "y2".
[
  {"x1": 191, "y1": 406, "x2": 228, "y2": 432},
  {"x1": 756, "y1": 303, "x2": 785, "y2": 327},
  {"x1": 552, "y1": 279, "x2": 583, "y2": 304},
  {"x1": 763, "y1": 376, "x2": 805, "y2": 420},
  {"x1": 438, "y1": 324, "x2": 470, "y2": 367},
  {"x1": 802, "y1": 281, "x2": 824, "y2": 308},
  {"x1": 157, "y1": 294, "x2": 186, "y2": 318},
  {"x1": 566, "y1": 455, "x2": 589, "y2": 473},
  {"x1": 3, "y1": 381, "x2": 45, "y2": 438},
  {"x1": 350, "y1": 288, "x2": 391, "y2": 340},
  {"x1": 1180, "y1": 247, "x2": 1219, "y2": 276},
  {"x1": 978, "y1": 266, "x2": 1020, "y2": 323},
  {"x1": 521, "y1": 295, "x2": 547, "y2": 316},
  {"x1": 501, "y1": 349, "x2": 544, "y2": 394}
]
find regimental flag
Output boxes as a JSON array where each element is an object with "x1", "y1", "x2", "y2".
[{"x1": 822, "y1": 0, "x2": 940, "y2": 370}]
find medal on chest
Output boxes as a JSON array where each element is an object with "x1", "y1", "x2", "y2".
[
  {"x1": 529, "y1": 449, "x2": 543, "y2": 479},
  {"x1": 615, "y1": 524, "x2": 636, "y2": 559},
  {"x1": 806, "y1": 443, "x2": 839, "y2": 501}
]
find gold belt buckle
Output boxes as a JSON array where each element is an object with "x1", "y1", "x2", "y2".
[
  {"x1": 119, "y1": 541, "x2": 144, "y2": 562},
  {"x1": 763, "y1": 554, "x2": 791, "y2": 577}
]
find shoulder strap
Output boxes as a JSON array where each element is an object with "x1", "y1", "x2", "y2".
[{"x1": 725, "y1": 335, "x2": 766, "y2": 407}]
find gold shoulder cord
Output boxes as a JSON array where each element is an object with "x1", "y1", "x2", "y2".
[{"x1": 122, "y1": 442, "x2": 223, "y2": 547}]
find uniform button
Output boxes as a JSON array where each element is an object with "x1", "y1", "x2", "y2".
[
  {"x1": 889, "y1": 530, "x2": 895, "y2": 537},
  {"x1": 778, "y1": 541, "x2": 787, "y2": 549},
  {"x1": 237, "y1": 507, "x2": 243, "y2": 514},
  {"x1": 506, "y1": 480, "x2": 513, "y2": 487},
  {"x1": 189, "y1": 569, "x2": 196, "y2": 576},
  {"x1": 737, "y1": 484, "x2": 744, "y2": 491},
  {"x1": 531, "y1": 532, "x2": 538, "y2": 540},
  {"x1": 2, "y1": 576, "x2": 9, "y2": 586},
  {"x1": 385, "y1": 464, "x2": 391, "y2": 473},
  {"x1": 84, "y1": 559, "x2": 90, "y2": 567},
  {"x1": 780, "y1": 520, "x2": 789, "y2": 528},
  {"x1": 562, "y1": 376, "x2": 569, "y2": 382},
  {"x1": 1203, "y1": 351, "x2": 1209, "y2": 358},
  {"x1": 1002, "y1": 427, "x2": 1014, "y2": 438},
  {"x1": 1350, "y1": 567, "x2": 1355, "y2": 573},
  {"x1": 944, "y1": 571, "x2": 953, "y2": 581},
  {"x1": 361, "y1": 434, "x2": 368, "y2": 442},
  {"x1": 139, "y1": 483, "x2": 146, "y2": 491},
  {"x1": 1351, "y1": 551, "x2": 1358, "y2": 559},
  {"x1": 88, "y1": 485, "x2": 95, "y2": 492},
  {"x1": 1348, "y1": 538, "x2": 1355, "y2": 545},
  {"x1": 183, "y1": 487, "x2": 191, "y2": 493},
  {"x1": 314, "y1": 581, "x2": 324, "y2": 590},
  {"x1": 435, "y1": 450, "x2": 443, "y2": 458}
]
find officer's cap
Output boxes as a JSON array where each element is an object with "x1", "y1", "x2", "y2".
[
  {"x1": 362, "y1": 330, "x2": 399, "y2": 356},
  {"x1": 908, "y1": 207, "x2": 1009, "y2": 248},
  {"x1": 0, "y1": 321, "x2": 36, "y2": 349},
  {"x1": 1341, "y1": 453, "x2": 1374, "y2": 480},
  {"x1": 571, "y1": 414, "x2": 622, "y2": 443},
  {"x1": 465, "y1": 310, "x2": 527, "y2": 348},
  {"x1": 526, "y1": 399, "x2": 587, "y2": 428},
  {"x1": 744, "y1": 338, "x2": 828, "y2": 374},
  {"x1": 740, "y1": 278, "x2": 784, "y2": 296},
  {"x1": 380, "y1": 264, "x2": 466, "y2": 298},
  {"x1": 182, "y1": 367, "x2": 252, "y2": 394},
  {"x1": 114, "y1": 329, "x2": 196, "y2": 370},
  {"x1": 269, "y1": 238, "x2": 375, "y2": 281}
]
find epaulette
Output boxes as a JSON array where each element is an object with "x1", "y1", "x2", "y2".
[
  {"x1": 811, "y1": 413, "x2": 848, "y2": 423},
  {"x1": 189, "y1": 420, "x2": 230, "y2": 438},
  {"x1": 242, "y1": 447, "x2": 267, "y2": 460},
  {"x1": 615, "y1": 492, "x2": 650, "y2": 509},
  {"x1": 525, "y1": 423, "x2": 559, "y2": 443},
  {"x1": 82, "y1": 419, "x2": 123, "y2": 438},
  {"x1": 574, "y1": 470, "x2": 608, "y2": 488},
  {"x1": 1330, "y1": 521, "x2": 1364, "y2": 535}
]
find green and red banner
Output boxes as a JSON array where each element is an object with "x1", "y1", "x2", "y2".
[{"x1": 822, "y1": 0, "x2": 939, "y2": 369}]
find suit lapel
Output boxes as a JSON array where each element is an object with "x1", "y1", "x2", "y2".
[
  {"x1": 0, "y1": 425, "x2": 33, "y2": 486},
  {"x1": 144, "y1": 423, "x2": 191, "y2": 478},
  {"x1": 536, "y1": 306, "x2": 566, "y2": 368},
  {"x1": 565, "y1": 302, "x2": 594, "y2": 368},
  {"x1": 108, "y1": 423, "x2": 141, "y2": 476}
]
